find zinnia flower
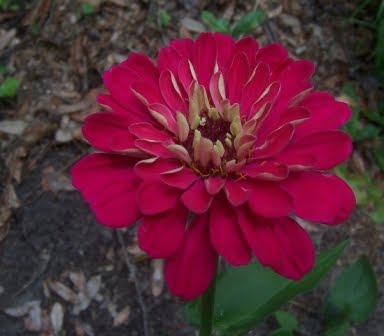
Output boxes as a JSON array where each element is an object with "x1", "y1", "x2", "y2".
[{"x1": 71, "y1": 33, "x2": 355, "y2": 300}]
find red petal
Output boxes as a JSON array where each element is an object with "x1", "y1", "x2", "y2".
[
  {"x1": 296, "y1": 99, "x2": 352, "y2": 138},
  {"x1": 210, "y1": 197, "x2": 251, "y2": 265},
  {"x1": 214, "y1": 33, "x2": 235, "y2": 71},
  {"x1": 121, "y1": 53, "x2": 159, "y2": 83},
  {"x1": 241, "y1": 161, "x2": 288, "y2": 181},
  {"x1": 255, "y1": 44, "x2": 288, "y2": 71},
  {"x1": 134, "y1": 139, "x2": 175, "y2": 158},
  {"x1": 134, "y1": 158, "x2": 180, "y2": 181},
  {"x1": 192, "y1": 33, "x2": 217, "y2": 89},
  {"x1": 129, "y1": 122, "x2": 170, "y2": 142},
  {"x1": 240, "y1": 62, "x2": 270, "y2": 116},
  {"x1": 278, "y1": 130, "x2": 352, "y2": 170},
  {"x1": 138, "y1": 205, "x2": 188, "y2": 258},
  {"x1": 234, "y1": 36, "x2": 259, "y2": 68},
  {"x1": 178, "y1": 58, "x2": 196, "y2": 93},
  {"x1": 131, "y1": 81, "x2": 165, "y2": 106},
  {"x1": 137, "y1": 182, "x2": 181, "y2": 215},
  {"x1": 71, "y1": 154, "x2": 141, "y2": 228},
  {"x1": 82, "y1": 112, "x2": 136, "y2": 152},
  {"x1": 238, "y1": 208, "x2": 315, "y2": 280},
  {"x1": 226, "y1": 52, "x2": 250, "y2": 104},
  {"x1": 159, "y1": 70, "x2": 187, "y2": 113},
  {"x1": 252, "y1": 123, "x2": 294, "y2": 160},
  {"x1": 181, "y1": 180, "x2": 213, "y2": 213},
  {"x1": 224, "y1": 180, "x2": 248, "y2": 206},
  {"x1": 160, "y1": 166, "x2": 199, "y2": 189},
  {"x1": 281, "y1": 171, "x2": 356, "y2": 224},
  {"x1": 246, "y1": 181, "x2": 292, "y2": 217},
  {"x1": 97, "y1": 93, "x2": 149, "y2": 122},
  {"x1": 204, "y1": 177, "x2": 226, "y2": 195},
  {"x1": 148, "y1": 103, "x2": 177, "y2": 133},
  {"x1": 165, "y1": 214, "x2": 217, "y2": 300}
]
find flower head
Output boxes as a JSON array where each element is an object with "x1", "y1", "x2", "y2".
[{"x1": 71, "y1": 33, "x2": 356, "y2": 300}]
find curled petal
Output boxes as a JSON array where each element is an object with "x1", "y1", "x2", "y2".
[
  {"x1": 238, "y1": 208, "x2": 315, "y2": 280},
  {"x1": 226, "y1": 52, "x2": 250, "y2": 104},
  {"x1": 281, "y1": 171, "x2": 356, "y2": 224},
  {"x1": 129, "y1": 122, "x2": 170, "y2": 142},
  {"x1": 134, "y1": 157, "x2": 180, "y2": 181},
  {"x1": 160, "y1": 166, "x2": 199, "y2": 189},
  {"x1": 241, "y1": 161, "x2": 288, "y2": 181},
  {"x1": 165, "y1": 214, "x2": 217, "y2": 300},
  {"x1": 159, "y1": 70, "x2": 187, "y2": 113}
]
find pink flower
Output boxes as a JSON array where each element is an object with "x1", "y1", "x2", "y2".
[{"x1": 71, "y1": 33, "x2": 355, "y2": 300}]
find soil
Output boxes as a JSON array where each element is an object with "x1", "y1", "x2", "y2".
[{"x1": 0, "y1": 0, "x2": 383, "y2": 335}]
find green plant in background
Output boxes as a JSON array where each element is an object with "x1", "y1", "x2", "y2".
[
  {"x1": 270, "y1": 311, "x2": 298, "y2": 336},
  {"x1": 76, "y1": 2, "x2": 96, "y2": 20},
  {"x1": 0, "y1": 0, "x2": 20, "y2": 11},
  {"x1": 338, "y1": 81, "x2": 384, "y2": 223},
  {"x1": 158, "y1": 10, "x2": 171, "y2": 28},
  {"x1": 322, "y1": 256, "x2": 378, "y2": 336},
  {"x1": 201, "y1": 10, "x2": 266, "y2": 38},
  {"x1": 185, "y1": 241, "x2": 348, "y2": 336},
  {"x1": 0, "y1": 76, "x2": 20, "y2": 98}
]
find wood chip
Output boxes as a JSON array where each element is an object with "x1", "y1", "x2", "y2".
[
  {"x1": 4, "y1": 300, "x2": 41, "y2": 318},
  {"x1": 181, "y1": 18, "x2": 206, "y2": 33},
  {"x1": 50, "y1": 302, "x2": 64, "y2": 335},
  {"x1": 112, "y1": 305, "x2": 131, "y2": 327},
  {"x1": 47, "y1": 280, "x2": 77, "y2": 303},
  {"x1": 0, "y1": 120, "x2": 27, "y2": 136},
  {"x1": 41, "y1": 166, "x2": 75, "y2": 193}
]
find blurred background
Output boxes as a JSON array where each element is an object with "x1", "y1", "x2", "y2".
[{"x1": 0, "y1": 0, "x2": 383, "y2": 335}]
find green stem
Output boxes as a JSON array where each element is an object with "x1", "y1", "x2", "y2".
[{"x1": 199, "y1": 272, "x2": 217, "y2": 336}]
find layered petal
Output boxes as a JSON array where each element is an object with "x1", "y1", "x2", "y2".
[
  {"x1": 181, "y1": 180, "x2": 213, "y2": 213},
  {"x1": 281, "y1": 171, "x2": 356, "y2": 224},
  {"x1": 210, "y1": 197, "x2": 251, "y2": 265},
  {"x1": 238, "y1": 207, "x2": 315, "y2": 280},
  {"x1": 165, "y1": 214, "x2": 217, "y2": 300}
]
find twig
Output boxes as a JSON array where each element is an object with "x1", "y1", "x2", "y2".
[
  {"x1": 117, "y1": 231, "x2": 149, "y2": 336},
  {"x1": 263, "y1": 20, "x2": 279, "y2": 43}
]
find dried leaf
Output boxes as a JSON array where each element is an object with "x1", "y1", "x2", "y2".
[
  {"x1": 85, "y1": 275, "x2": 102, "y2": 299},
  {"x1": 0, "y1": 29, "x2": 16, "y2": 51},
  {"x1": 181, "y1": 18, "x2": 206, "y2": 33},
  {"x1": 0, "y1": 120, "x2": 27, "y2": 136},
  {"x1": 23, "y1": 303, "x2": 42, "y2": 332},
  {"x1": 4, "y1": 300, "x2": 41, "y2": 317},
  {"x1": 0, "y1": 206, "x2": 11, "y2": 240},
  {"x1": 50, "y1": 303, "x2": 64, "y2": 335},
  {"x1": 69, "y1": 272, "x2": 87, "y2": 292},
  {"x1": 47, "y1": 280, "x2": 77, "y2": 303},
  {"x1": 113, "y1": 306, "x2": 131, "y2": 327}
]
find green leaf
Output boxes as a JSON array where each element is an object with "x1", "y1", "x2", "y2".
[
  {"x1": 200, "y1": 11, "x2": 230, "y2": 33},
  {"x1": 275, "y1": 311, "x2": 298, "y2": 331},
  {"x1": 81, "y1": 3, "x2": 95, "y2": 16},
  {"x1": 369, "y1": 201, "x2": 384, "y2": 223},
  {"x1": 323, "y1": 256, "x2": 378, "y2": 324},
  {"x1": 231, "y1": 10, "x2": 266, "y2": 38},
  {"x1": 0, "y1": 76, "x2": 20, "y2": 98},
  {"x1": 269, "y1": 328, "x2": 293, "y2": 336},
  {"x1": 324, "y1": 320, "x2": 350, "y2": 336},
  {"x1": 159, "y1": 10, "x2": 171, "y2": 28},
  {"x1": 185, "y1": 240, "x2": 348, "y2": 336},
  {"x1": 376, "y1": 18, "x2": 384, "y2": 82}
]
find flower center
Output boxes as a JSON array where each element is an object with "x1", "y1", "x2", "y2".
[{"x1": 169, "y1": 81, "x2": 257, "y2": 177}]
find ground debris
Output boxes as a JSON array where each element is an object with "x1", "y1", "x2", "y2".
[
  {"x1": 41, "y1": 166, "x2": 75, "y2": 193},
  {"x1": 151, "y1": 259, "x2": 164, "y2": 297},
  {"x1": 0, "y1": 119, "x2": 27, "y2": 136}
]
